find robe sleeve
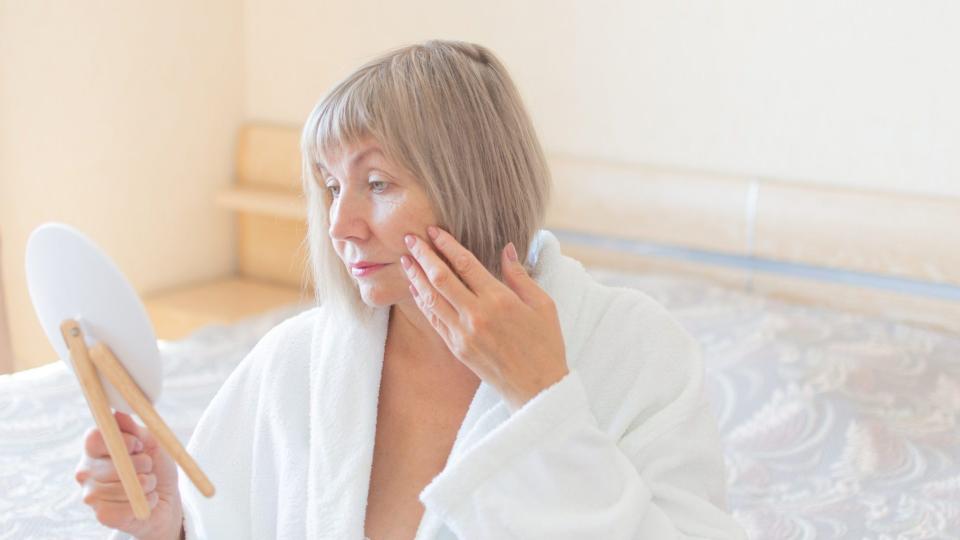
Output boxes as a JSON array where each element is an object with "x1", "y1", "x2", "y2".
[
  {"x1": 419, "y1": 344, "x2": 745, "y2": 539},
  {"x1": 177, "y1": 321, "x2": 286, "y2": 540}
]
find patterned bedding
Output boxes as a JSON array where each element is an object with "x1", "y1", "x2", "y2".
[{"x1": 1, "y1": 269, "x2": 958, "y2": 539}]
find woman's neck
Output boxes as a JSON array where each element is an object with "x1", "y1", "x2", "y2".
[
  {"x1": 387, "y1": 301, "x2": 455, "y2": 363},
  {"x1": 385, "y1": 300, "x2": 482, "y2": 406}
]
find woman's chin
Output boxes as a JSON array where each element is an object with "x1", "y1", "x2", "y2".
[{"x1": 357, "y1": 285, "x2": 403, "y2": 308}]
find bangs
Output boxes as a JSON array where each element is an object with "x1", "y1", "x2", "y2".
[{"x1": 306, "y1": 70, "x2": 382, "y2": 176}]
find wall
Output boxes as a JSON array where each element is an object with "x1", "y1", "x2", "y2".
[
  {"x1": 4, "y1": 0, "x2": 958, "y2": 371},
  {"x1": 244, "y1": 0, "x2": 960, "y2": 198},
  {"x1": 0, "y1": 1, "x2": 244, "y2": 371}
]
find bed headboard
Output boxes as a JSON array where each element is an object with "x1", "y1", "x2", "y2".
[
  {"x1": 217, "y1": 123, "x2": 960, "y2": 334},
  {"x1": 546, "y1": 154, "x2": 960, "y2": 332}
]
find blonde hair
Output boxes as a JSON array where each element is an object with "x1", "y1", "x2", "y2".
[{"x1": 300, "y1": 40, "x2": 550, "y2": 315}]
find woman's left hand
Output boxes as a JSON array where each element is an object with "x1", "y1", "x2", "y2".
[{"x1": 402, "y1": 226, "x2": 569, "y2": 411}]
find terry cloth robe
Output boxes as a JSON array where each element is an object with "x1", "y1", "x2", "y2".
[{"x1": 177, "y1": 229, "x2": 747, "y2": 539}]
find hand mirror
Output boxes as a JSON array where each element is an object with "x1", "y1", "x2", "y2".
[{"x1": 25, "y1": 222, "x2": 213, "y2": 519}]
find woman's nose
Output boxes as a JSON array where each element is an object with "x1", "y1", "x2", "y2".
[{"x1": 328, "y1": 192, "x2": 368, "y2": 241}]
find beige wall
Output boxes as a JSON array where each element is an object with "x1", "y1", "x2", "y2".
[
  {"x1": 3, "y1": 0, "x2": 958, "y2": 372},
  {"x1": 245, "y1": 0, "x2": 960, "y2": 199},
  {"x1": 0, "y1": 1, "x2": 244, "y2": 371}
]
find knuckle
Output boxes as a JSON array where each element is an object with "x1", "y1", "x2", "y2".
[
  {"x1": 468, "y1": 312, "x2": 488, "y2": 333},
  {"x1": 453, "y1": 252, "x2": 473, "y2": 274},
  {"x1": 133, "y1": 453, "x2": 153, "y2": 473},
  {"x1": 81, "y1": 487, "x2": 96, "y2": 506},
  {"x1": 490, "y1": 292, "x2": 512, "y2": 310},
  {"x1": 421, "y1": 291, "x2": 437, "y2": 309},
  {"x1": 122, "y1": 433, "x2": 138, "y2": 453},
  {"x1": 92, "y1": 458, "x2": 117, "y2": 482},
  {"x1": 430, "y1": 268, "x2": 448, "y2": 288},
  {"x1": 140, "y1": 473, "x2": 157, "y2": 490}
]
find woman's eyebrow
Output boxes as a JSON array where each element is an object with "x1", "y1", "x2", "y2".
[
  {"x1": 318, "y1": 148, "x2": 385, "y2": 179},
  {"x1": 348, "y1": 148, "x2": 382, "y2": 168}
]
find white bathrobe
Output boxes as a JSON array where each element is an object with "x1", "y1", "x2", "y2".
[{"x1": 179, "y1": 230, "x2": 746, "y2": 539}]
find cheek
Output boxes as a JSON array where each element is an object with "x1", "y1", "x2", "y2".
[
  {"x1": 330, "y1": 239, "x2": 347, "y2": 260},
  {"x1": 372, "y1": 197, "x2": 434, "y2": 243}
]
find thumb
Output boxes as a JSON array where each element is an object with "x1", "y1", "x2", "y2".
[{"x1": 501, "y1": 242, "x2": 538, "y2": 305}]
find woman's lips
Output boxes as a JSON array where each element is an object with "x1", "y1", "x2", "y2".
[{"x1": 351, "y1": 263, "x2": 388, "y2": 277}]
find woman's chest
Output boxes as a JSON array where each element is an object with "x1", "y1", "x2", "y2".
[{"x1": 364, "y1": 355, "x2": 479, "y2": 540}]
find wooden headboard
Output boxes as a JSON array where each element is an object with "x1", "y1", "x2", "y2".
[{"x1": 213, "y1": 123, "x2": 960, "y2": 334}]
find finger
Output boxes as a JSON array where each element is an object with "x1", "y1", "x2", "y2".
[
  {"x1": 501, "y1": 242, "x2": 548, "y2": 308},
  {"x1": 402, "y1": 254, "x2": 459, "y2": 328},
  {"x1": 411, "y1": 285, "x2": 453, "y2": 341},
  {"x1": 113, "y1": 411, "x2": 149, "y2": 443},
  {"x1": 86, "y1": 453, "x2": 154, "y2": 483},
  {"x1": 426, "y1": 226, "x2": 500, "y2": 295},
  {"x1": 404, "y1": 234, "x2": 476, "y2": 311},
  {"x1": 84, "y1": 426, "x2": 145, "y2": 459},
  {"x1": 84, "y1": 473, "x2": 157, "y2": 503},
  {"x1": 405, "y1": 232, "x2": 476, "y2": 309},
  {"x1": 91, "y1": 492, "x2": 159, "y2": 528}
]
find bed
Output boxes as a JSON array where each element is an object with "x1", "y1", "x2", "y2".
[
  {"x1": 1, "y1": 262, "x2": 958, "y2": 539},
  {"x1": 2, "y1": 124, "x2": 959, "y2": 538}
]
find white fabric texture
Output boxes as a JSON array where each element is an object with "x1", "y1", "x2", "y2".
[{"x1": 179, "y1": 229, "x2": 746, "y2": 539}]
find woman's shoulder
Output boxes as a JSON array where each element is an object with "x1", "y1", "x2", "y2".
[
  {"x1": 544, "y1": 247, "x2": 696, "y2": 362},
  {"x1": 269, "y1": 304, "x2": 324, "y2": 336},
  {"x1": 259, "y1": 305, "x2": 323, "y2": 349},
  {"x1": 571, "y1": 273, "x2": 704, "y2": 426},
  {"x1": 578, "y1": 272, "x2": 698, "y2": 358},
  {"x1": 225, "y1": 305, "x2": 324, "y2": 383},
  {"x1": 544, "y1": 250, "x2": 700, "y2": 385}
]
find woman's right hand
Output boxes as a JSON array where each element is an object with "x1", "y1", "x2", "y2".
[{"x1": 75, "y1": 410, "x2": 184, "y2": 540}]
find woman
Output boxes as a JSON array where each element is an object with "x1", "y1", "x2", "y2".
[{"x1": 76, "y1": 40, "x2": 745, "y2": 539}]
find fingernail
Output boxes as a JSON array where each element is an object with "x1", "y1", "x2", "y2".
[
  {"x1": 409, "y1": 284, "x2": 419, "y2": 297},
  {"x1": 427, "y1": 226, "x2": 439, "y2": 240},
  {"x1": 400, "y1": 255, "x2": 411, "y2": 270},
  {"x1": 506, "y1": 242, "x2": 518, "y2": 262},
  {"x1": 404, "y1": 234, "x2": 415, "y2": 249}
]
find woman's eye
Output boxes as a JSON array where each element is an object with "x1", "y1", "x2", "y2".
[{"x1": 370, "y1": 179, "x2": 389, "y2": 193}]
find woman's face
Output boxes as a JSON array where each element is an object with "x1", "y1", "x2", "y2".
[{"x1": 321, "y1": 138, "x2": 439, "y2": 308}]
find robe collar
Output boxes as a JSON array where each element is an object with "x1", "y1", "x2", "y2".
[{"x1": 305, "y1": 230, "x2": 588, "y2": 539}]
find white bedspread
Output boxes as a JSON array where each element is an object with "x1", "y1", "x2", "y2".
[{"x1": 1, "y1": 271, "x2": 958, "y2": 539}]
